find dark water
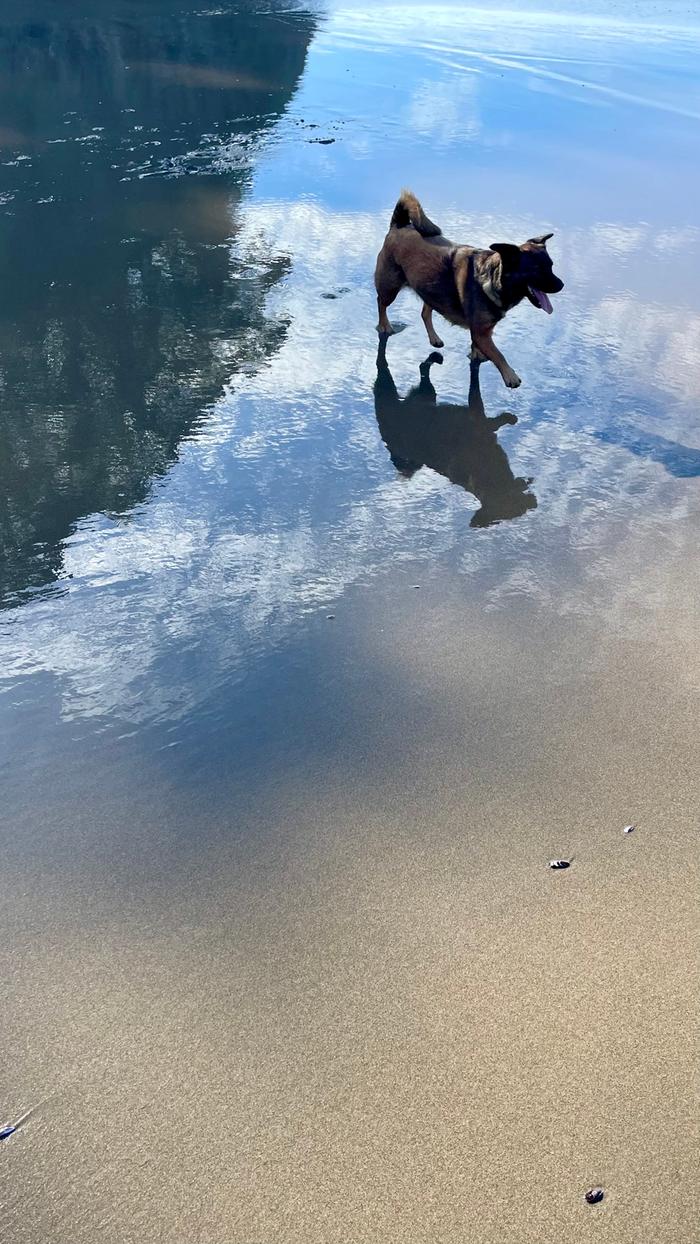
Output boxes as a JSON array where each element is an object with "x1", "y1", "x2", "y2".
[{"x1": 0, "y1": 0, "x2": 316, "y2": 605}]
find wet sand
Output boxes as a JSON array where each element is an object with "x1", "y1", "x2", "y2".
[{"x1": 2, "y1": 564, "x2": 698, "y2": 1243}]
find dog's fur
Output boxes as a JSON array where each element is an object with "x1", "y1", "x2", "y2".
[
  {"x1": 374, "y1": 190, "x2": 564, "y2": 388},
  {"x1": 374, "y1": 343, "x2": 536, "y2": 526}
]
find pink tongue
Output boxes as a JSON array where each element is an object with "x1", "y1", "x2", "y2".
[{"x1": 529, "y1": 286, "x2": 553, "y2": 314}]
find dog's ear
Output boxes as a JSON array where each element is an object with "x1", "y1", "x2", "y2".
[
  {"x1": 489, "y1": 243, "x2": 521, "y2": 269},
  {"x1": 527, "y1": 232, "x2": 554, "y2": 246}
]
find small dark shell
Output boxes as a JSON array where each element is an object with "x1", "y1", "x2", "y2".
[
  {"x1": 326, "y1": 614, "x2": 335, "y2": 620},
  {"x1": 0, "y1": 1125, "x2": 17, "y2": 1140},
  {"x1": 549, "y1": 859, "x2": 570, "y2": 869},
  {"x1": 585, "y1": 1187, "x2": 604, "y2": 1204}
]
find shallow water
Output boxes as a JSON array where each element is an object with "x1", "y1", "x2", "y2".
[
  {"x1": 1, "y1": 2, "x2": 699, "y2": 1241},
  {"x1": 1, "y1": 0, "x2": 699, "y2": 736}
]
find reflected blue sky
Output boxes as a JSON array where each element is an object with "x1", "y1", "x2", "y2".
[{"x1": 1, "y1": 0, "x2": 699, "y2": 739}]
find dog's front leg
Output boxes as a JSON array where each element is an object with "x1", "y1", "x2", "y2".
[{"x1": 471, "y1": 329, "x2": 521, "y2": 389}]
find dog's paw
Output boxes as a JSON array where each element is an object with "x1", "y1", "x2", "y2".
[
  {"x1": 377, "y1": 321, "x2": 407, "y2": 338},
  {"x1": 429, "y1": 336, "x2": 444, "y2": 349},
  {"x1": 420, "y1": 352, "x2": 443, "y2": 377},
  {"x1": 503, "y1": 368, "x2": 522, "y2": 389}
]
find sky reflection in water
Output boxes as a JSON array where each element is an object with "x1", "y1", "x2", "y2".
[{"x1": 1, "y1": 0, "x2": 699, "y2": 738}]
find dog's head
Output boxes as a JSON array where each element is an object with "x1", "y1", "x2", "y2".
[
  {"x1": 489, "y1": 234, "x2": 564, "y2": 314},
  {"x1": 470, "y1": 476, "x2": 537, "y2": 527}
]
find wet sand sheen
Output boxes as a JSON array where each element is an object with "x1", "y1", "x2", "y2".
[{"x1": 2, "y1": 570, "x2": 698, "y2": 1243}]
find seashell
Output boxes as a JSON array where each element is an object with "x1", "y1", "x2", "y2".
[
  {"x1": 326, "y1": 614, "x2": 335, "y2": 620},
  {"x1": 549, "y1": 859, "x2": 571, "y2": 869},
  {"x1": 585, "y1": 1187, "x2": 604, "y2": 1204},
  {"x1": 0, "y1": 1125, "x2": 17, "y2": 1140},
  {"x1": 623, "y1": 824, "x2": 635, "y2": 834}
]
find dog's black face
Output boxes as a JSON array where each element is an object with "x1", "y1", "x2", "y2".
[{"x1": 490, "y1": 234, "x2": 564, "y2": 314}]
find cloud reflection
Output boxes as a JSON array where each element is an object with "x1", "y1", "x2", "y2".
[{"x1": 0, "y1": 196, "x2": 698, "y2": 725}]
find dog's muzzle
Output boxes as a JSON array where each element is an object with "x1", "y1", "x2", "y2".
[{"x1": 527, "y1": 275, "x2": 564, "y2": 313}]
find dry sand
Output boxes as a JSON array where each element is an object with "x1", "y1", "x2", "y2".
[{"x1": 1, "y1": 564, "x2": 698, "y2": 1244}]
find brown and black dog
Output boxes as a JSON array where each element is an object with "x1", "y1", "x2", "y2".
[{"x1": 374, "y1": 190, "x2": 564, "y2": 388}]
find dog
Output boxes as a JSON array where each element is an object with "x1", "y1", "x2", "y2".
[
  {"x1": 374, "y1": 190, "x2": 564, "y2": 388},
  {"x1": 374, "y1": 343, "x2": 537, "y2": 527}
]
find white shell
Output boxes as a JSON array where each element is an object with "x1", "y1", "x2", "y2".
[
  {"x1": 549, "y1": 859, "x2": 570, "y2": 869},
  {"x1": 623, "y1": 824, "x2": 636, "y2": 834}
]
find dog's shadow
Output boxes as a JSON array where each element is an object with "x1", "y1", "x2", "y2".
[{"x1": 374, "y1": 345, "x2": 537, "y2": 527}]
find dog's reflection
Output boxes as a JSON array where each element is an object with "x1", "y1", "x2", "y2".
[{"x1": 374, "y1": 345, "x2": 537, "y2": 527}]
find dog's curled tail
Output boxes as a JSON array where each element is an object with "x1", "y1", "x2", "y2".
[{"x1": 390, "y1": 189, "x2": 441, "y2": 237}]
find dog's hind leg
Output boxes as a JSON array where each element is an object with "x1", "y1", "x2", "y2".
[
  {"x1": 415, "y1": 352, "x2": 442, "y2": 404},
  {"x1": 421, "y1": 303, "x2": 444, "y2": 349},
  {"x1": 419, "y1": 351, "x2": 444, "y2": 380},
  {"x1": 374, "y1": 339, "x2": 401, "y2": 413},
  {"x1": 377, "y1": 296, "x2": 396, "y2": 336},
  {"x1": 375, "y1": 256, "x2": 404, "y2": 336}
]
